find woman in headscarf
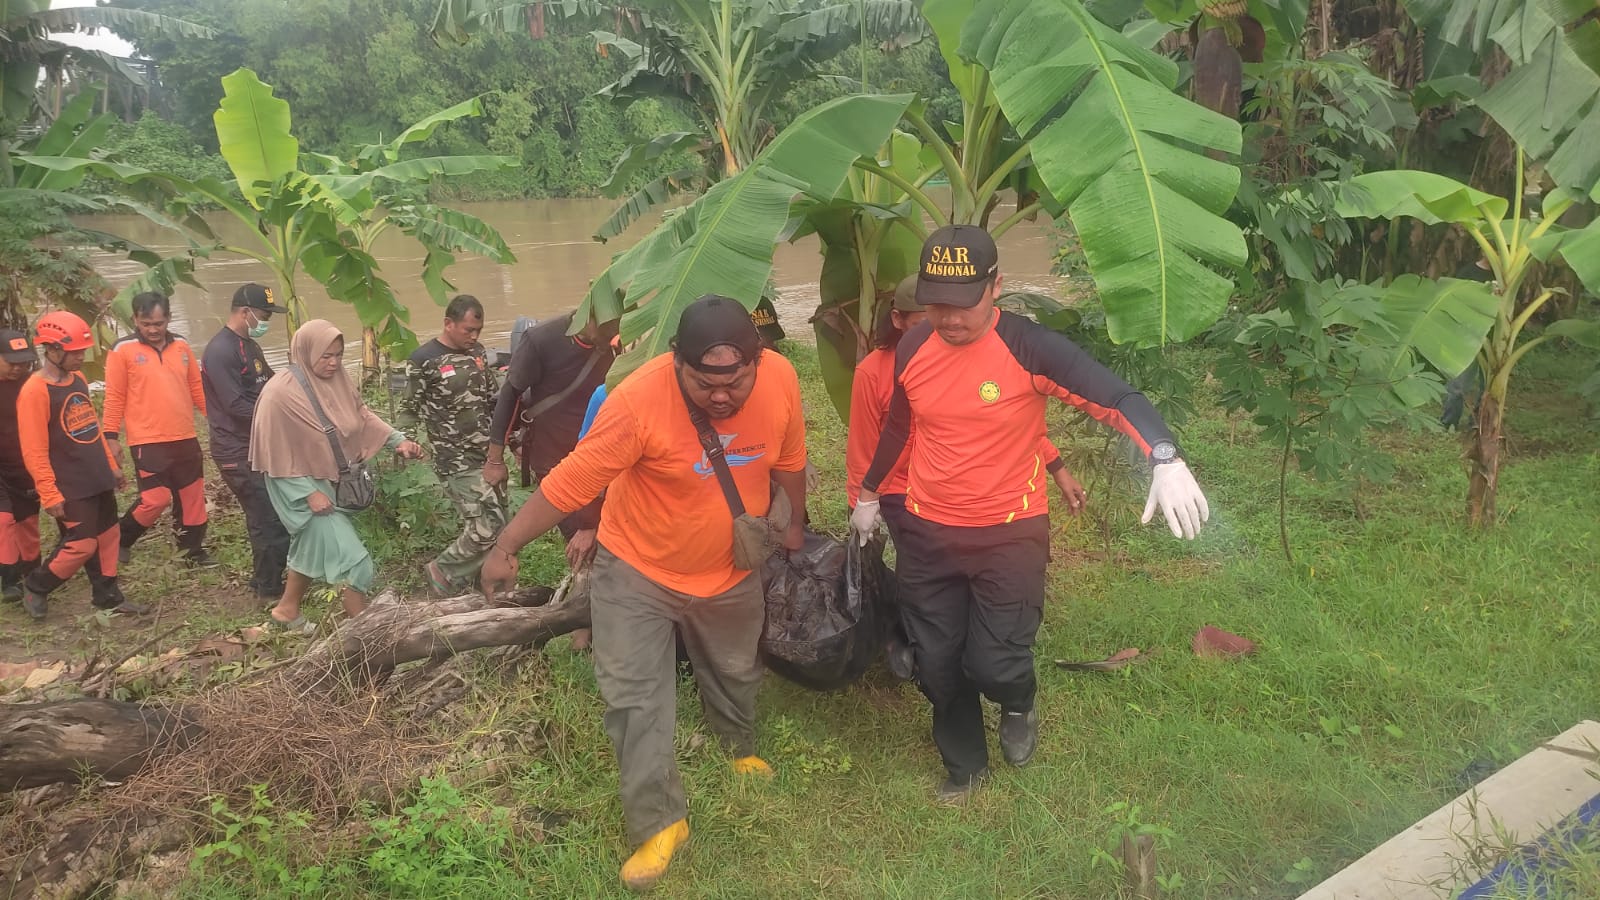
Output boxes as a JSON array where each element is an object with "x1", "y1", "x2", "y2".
[{"x1": 250, "y1": 320, "x2": 424, "y2": 632}]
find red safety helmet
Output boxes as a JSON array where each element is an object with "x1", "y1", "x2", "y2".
[{"x1": 33, "y1": 311, "x2": 95, "y2": 352}]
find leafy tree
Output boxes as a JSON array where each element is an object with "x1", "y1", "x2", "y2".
[
  {"x1": 2, "y1": 90, "x2": 199, "y2": 351},
  {"x1": 24, "y1": 69, "x2": 516, "y2": 355}
]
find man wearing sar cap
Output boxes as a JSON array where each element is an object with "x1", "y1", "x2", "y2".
[
  {"x1": 853, "y1": 225, "x2": 1210, "y2": 803},
  {"x1": 482, "y1": 295, "x2": 808, "y2": 892}
]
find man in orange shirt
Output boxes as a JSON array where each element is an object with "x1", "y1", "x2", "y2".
[
  {"x1": 854, "y1": 226, "x2": 1209, "y2": 802},
  {"x1": 482, "y1": 296, "x2": 807, "y2": 892},
  {"x1": 103, "y1": 292, "x2": 214, "y2": 567},
  {"x1": 847, "y1": 276, "x2": 1086, "y2": 680},
  {"x1": 18, "y1": 312, "x2": 147, "y2": 619}
]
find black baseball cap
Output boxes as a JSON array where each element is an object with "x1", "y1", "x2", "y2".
[
  {"x1": 750, "y1": 295, "x2": 786, "y2": 345},
  {"x1": 892, "y1": 275, "x2": 925, "y2": 312},
  {"x1": 675, "y1": 295, "x2": 762, "y2": 374},
  {"x1": 0, "y1": 329, "x2": 35, "y2": 364},
  {"x1": 917, "y1": 224, "x2": 999, "y2": 308},
  {"x1": 232, "y1": 283, "x2": 279, "y2": 315}
]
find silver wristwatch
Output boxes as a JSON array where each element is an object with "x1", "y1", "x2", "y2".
[{"x1": 1150, "y1": 440, "x2": 1180, "y2": 466}]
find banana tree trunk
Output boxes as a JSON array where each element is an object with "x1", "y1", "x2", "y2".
[
  {"x1": 1466, "y1": 386, "x2": 1505, "y2": 527},
  {"x1": 362, "y1": 325, "x2": 379, "y2": 384}
]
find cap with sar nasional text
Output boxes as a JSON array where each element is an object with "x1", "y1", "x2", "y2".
[
  {"x1": 0, "y1": 329, "x2": 36, "y2": 364},
  {"x1": 916, "y1": 224, "x2": 998, "y2": 309},
  {"x1": 232, "y1": 282, "x2": 279, "y2": 315},
  {"x1": 675, "y1": 295, "x2": 763, "y2": 375}
]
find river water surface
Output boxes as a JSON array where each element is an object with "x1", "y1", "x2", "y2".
[{"x1": 80, "y1": 198, "x2": 1065, "y2": 366}]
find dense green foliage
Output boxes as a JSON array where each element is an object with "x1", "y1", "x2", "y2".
[
  {"x1": 106, "y1": 0, "x2": 951, "y2": 199},
  {"x1": 15, "y1": 343, "x2": 1594, "y2": 899}
]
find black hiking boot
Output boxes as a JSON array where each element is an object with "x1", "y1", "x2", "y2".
[
  {"x1": 999, "y1": 708, "x2": 1039, "y2": 767},
  {"x1": 1, "y1": 563, "x2": 21, "y2": 603},
  {"x1": 935, "y1": 768, "x2": 989, "y2": 806},
  {"x1": 184, "y1": 549, "x2": 221, "y2": 569},
  {"x1": 22, "y1": 588, "x2": 48, "y2": 620},
  {"x1": 106, "y1": 600, "x2": 152, "y2": 616}
]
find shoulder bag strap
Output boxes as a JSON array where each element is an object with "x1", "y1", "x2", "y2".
[
  {"x1": 520, "y1": 349, "x2": 603, "y2": 423},
  {"x1": 288, "y1": 365, "x2": 353, "y2": 477},
  {"x1": 677, "y1": 375, "x2": 745, "y2": 518}
]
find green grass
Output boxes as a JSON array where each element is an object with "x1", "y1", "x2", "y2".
[{"x1": 89, "y1": 343, "x2": 1600, "y2": 898}]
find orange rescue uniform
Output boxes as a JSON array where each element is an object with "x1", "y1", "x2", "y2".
[{"x1": 540, "y1": 352, "x2": 808, "y2": 597}]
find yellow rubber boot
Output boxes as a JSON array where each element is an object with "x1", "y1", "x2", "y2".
[
  {"x1": 620, "y1": 819, "x2": 689, "y2": 893},
  {"x1": 732, "y1": 755, "x2": 773, "y2": 776}
]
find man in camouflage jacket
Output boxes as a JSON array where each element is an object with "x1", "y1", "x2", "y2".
[{"x1": 398, "y1": 295, "x2": 506, "y2": 594}]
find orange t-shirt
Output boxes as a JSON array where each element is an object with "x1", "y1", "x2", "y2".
[
  {"x1": 846, "y1": 346, "x2": 1064, "y2": 507},
  {"x1": 862, "y1": 312, "x2": 1175, "y2": 527},
  {"x1": 102, "y1": 334, "x2": 207, "y2": 445},
  {"x1": 539, "y1": 351, "x2": 808, "y2": 596}
]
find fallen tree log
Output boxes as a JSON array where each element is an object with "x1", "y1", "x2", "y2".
[
  {"x1": 0, "y1": 699, "x2": 202, "y2": 792},
  {"x1": 1, "y1": 581, "x2": 587, "y2": 794}
]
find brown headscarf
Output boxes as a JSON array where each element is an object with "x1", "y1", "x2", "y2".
[{"x1": 249, "y1": 320, "x2": 396, "y2": 480}]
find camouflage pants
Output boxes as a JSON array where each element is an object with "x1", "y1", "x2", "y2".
[{"x1": 433, "y1": 470, "x2": 510, "y2": 589}]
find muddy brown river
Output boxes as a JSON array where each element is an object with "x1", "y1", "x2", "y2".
[{"x1": 80, "y1": 198, "x2": 1066, "y2": 365}]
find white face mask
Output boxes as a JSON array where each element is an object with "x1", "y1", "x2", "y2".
[{"x1": 247, "y1": 311, "x2": 271, "y2": 339}]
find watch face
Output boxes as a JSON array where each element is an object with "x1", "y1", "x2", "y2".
[{"x1": 1153, "y1": 442, "x2": 1177, "y2": 462}]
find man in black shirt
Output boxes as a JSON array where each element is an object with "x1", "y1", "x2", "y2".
[
  {"x1": 201, "y1": 284, "x2": 289, "y2": 601},
  {"x1": 0, "y1": 328, "x2": 41, "y2": 602},
  {"x1": 484, "y1": 310, "x2": 618, "y2": 567}
]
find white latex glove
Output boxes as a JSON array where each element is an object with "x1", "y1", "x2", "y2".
[
  {"x1": 849, "y1": 498, "x2": 883, "y2": 546},
  {"x1": 1141, "y1": 459, "x2": 1209, "y2": 540}
]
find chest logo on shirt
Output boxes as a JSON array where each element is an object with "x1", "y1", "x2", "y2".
[
  {"x1": 253, "y1": 359, "x2": 265, "y2": 375},
  {"x1": 59, "y1": 391, "x2": 100, "y2": 444},
  {"x1": 692, "y1": 433, "x2": 766, "y2": 478},
  {"x1": 439, "y1": 364, "x2": 456, "y2": 378},
  {"x1": 979, "y1": 380, "x2": 1001, "y2": 403},
  {"x1": 135, "y1": 353, "x2": 149, "y2": 365}
]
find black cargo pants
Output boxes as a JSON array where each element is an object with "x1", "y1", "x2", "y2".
[{"x1": 893, "y1": 511, "x2": 1049, "y2": 780}]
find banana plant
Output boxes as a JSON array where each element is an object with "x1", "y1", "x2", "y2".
[
  {"x1": 1, "y1": 1, "x2": 213, "y2": 138},
  {"x1": 565, "y1": 0, "x2": 1249, "y2": 412},
  {"x1": 22, "y1": 69, "x2": 515, "y2": 356},
  {"x1": 1337, "y1": 155, "x2": 1600, "y2": 526},
  {"x1": 431, "y1": 0, "x2": 927, "y2": 240},
  {"x1": 2, "y1": 87, "x2": 200, "y2": 357}
]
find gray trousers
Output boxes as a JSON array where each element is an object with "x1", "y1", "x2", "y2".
[{"x1": 590, "y1": 546, "x2": 765, "y2": 846}]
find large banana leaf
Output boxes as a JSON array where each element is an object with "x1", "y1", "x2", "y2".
[
  {"x1": 1371, "y1": 275, "x2": 1499, "y2": 379},
  {"x1": 581, "y1": 92, "x2": 914, "y2": 383},
  {"x1": 594, "y1": 168, "x2": 701, "y2": 242},
  {"x1": 367, "y1": 97, "x2": 487, "y2": 164},
  {"x1": 600, "y1": 131, "x2": 705, "y2": 195},
  {"x1": 960, "y1": 0, "x2": 1246, "y2": 347},
  {"x1": 10, "y1": 5, "x2": 216, "y2": 41},
  {"x1": 1335, "y1": 170, "x2": 1508, "y2": 225},
  {"x1": 213, "y1": 68, "x2": 298, "y2": 210}
]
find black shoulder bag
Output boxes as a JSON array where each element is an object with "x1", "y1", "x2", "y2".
[
  {"x1": 678, "y1": 379, "x2": 790, "y2": 570},
  {"x1": 289, "y1": 365, "x2": 377, "y2": 513}
]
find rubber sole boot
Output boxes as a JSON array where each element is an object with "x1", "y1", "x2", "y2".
[
  {"x1": 999, "y1": 708, "x2": 1039, "y2": 767},
  {"x1": 620, "y1": 819, "x2": 689, "y2": 893},
  {"x1": 732, "y1": 755, "x2": 773, "y2": 777},
  {"x1": 22, "y1": 588, "x2": 48, "y2": 620},
  {"x1": 935, "y1": 768, "x2": 989, "y2": 806}
]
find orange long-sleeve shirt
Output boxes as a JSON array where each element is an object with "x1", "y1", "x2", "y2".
[
  {"x1": 540, "y1": 352, "x2": 808, "y2": 596},
  {"x1": 845, "y1": 346, "x2": 1064, "y2": 508},
  {"x1": 17, "y1": 372, "x2": 120, "y2": 508},
  {"x1": 102, "y1": 334, "x2": 207, "y2": 445}
]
